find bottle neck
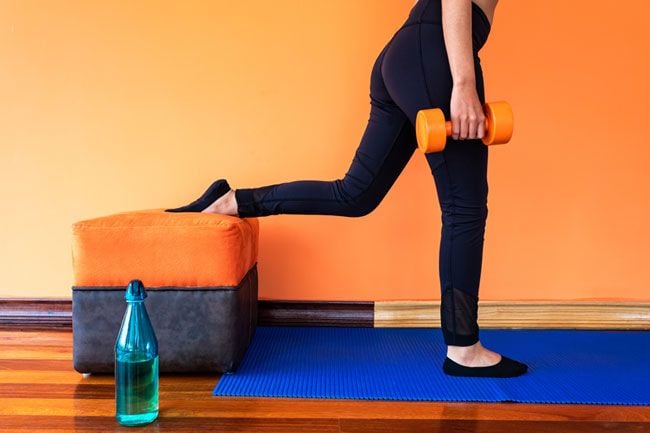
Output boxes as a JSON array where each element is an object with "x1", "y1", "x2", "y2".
[{"x1": 116, "y1": 299, "x2": 158, "y2": 356}]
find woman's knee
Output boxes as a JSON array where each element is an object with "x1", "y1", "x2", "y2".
[
  {"x1": 441, "y1": 203, "x2": 488, "y2": 226},
  {"x1": 333, "y1": 178, "x2": 382, "y2": 217},
  {"x1": 338, "y1": 195, "x2": 380, "y2": 218}
]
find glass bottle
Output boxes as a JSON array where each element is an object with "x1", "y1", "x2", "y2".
[{"x1": 115, "y1": 279, "x2": 159, "y2": 426}]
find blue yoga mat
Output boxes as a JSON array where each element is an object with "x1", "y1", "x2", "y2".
[{"x1": 213, "y1": 326, "x2": 650, "y2": 405}]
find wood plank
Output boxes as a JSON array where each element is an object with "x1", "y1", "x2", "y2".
[
  {"x1": 6, "y1": 378, "x2": 650, "y2": 422},
  {"x1": 258, "y1": 300, "x2": 374, "y2": 327},
  {"x1": 0, "y1": 347, "x2": 71, "y2": 360},
  {"x1": 1, "y1": 397, "x2": 648, "y2": 422},
  {"x1": 5, "y1": 299, "x2": 650, "y2": 330},
  {"x1": 339, "y1": 418, "x2": 650, "y2": 433},
  {"x1": 0, "y1": 299, "x2": 71, "y2": 330},
  {"x1": 0, "y1": 383, "x2": 218, "y2": 399},
  {"x1": 1, "y1": 299, "x2": 376, "y2": 330},
  {"x1": 375, "y1": 301, "x2": 650, "y2": 328},
  {"x1": 0, "y1": 360, "x2": 74, "y2": 371},
  {"x1": 1, "y1": 416, "x2": 645, "y2": 433},
  {"x1": 0, "y1": 371, "x2": 216, "y2": 386},
  {"x1": 0, "y1": 415, "x2": 341, "y2": 433},
  {"x1": 0, "y1": 331, "x2": 71, "y2": 347}
]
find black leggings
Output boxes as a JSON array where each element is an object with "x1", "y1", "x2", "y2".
[{"x1": 235, "y1": 0, "x2": 492, "y2": 347}]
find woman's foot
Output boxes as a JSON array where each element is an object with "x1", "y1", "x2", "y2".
[
  {"x1": 165, "y1": 179, "x2": 237, "y2": 215},
  {"x1": 443, "y1": 340, "x2": 528, "y2": 378},
  {"x1": 201, "y1": 189, "x2": 238, "y2": 215}
]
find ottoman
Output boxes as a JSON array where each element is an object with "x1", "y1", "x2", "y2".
[{"x1": 70, "y1": 208, "x2": 259, "y2": 373}]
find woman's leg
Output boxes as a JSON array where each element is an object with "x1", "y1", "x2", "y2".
[
  {"x1": 233, "y1": 41, "x2": 417, "y2": 218},
  {"x1": 381, "y1": 20, "x2": 486, "y2": 348},
  {"x1": 381, "y1": 1, "x2": 526, "y2": 376}
]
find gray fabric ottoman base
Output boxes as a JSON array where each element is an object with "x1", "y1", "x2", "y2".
[{"x1": 72, "y1": 263, "x2": 258, "y2": 373}]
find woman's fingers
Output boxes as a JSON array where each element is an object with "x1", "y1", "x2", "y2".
[
  {"x1": 451, "y1": 115, "x2": 460, "y2": 140},
  {"x1": 470, "y1": 110, "x2": 486, "y2": 139},
  {"x1": 476, "y1": 113, "x2": 485, "y2": 139},
  {"x1": 450, "y1": 84, "x2": 485, "y2": 140},
  {"x1": 452, "y1": 114, "x2": 469, "y2": 139},
  {"x1": 468, "y1": 113, "x2": 478, "y2": 139},
  {"x1": 455, "y1": 108, "x2": 485, "y2": 140},
  {"x1": 475, "y1": 110, "x2": 486, "y2": 139},
  {"x1": 459, "y1": 114, "x2": 469, "y2": 140}
]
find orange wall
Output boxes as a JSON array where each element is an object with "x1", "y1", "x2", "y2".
[{"x1": 1, "y1": 0, "x2": 648, "y2": 301}]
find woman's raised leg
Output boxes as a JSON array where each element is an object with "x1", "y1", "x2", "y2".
[{"x1": 230, "y1": 43, "x2": 417, "y2": 218}]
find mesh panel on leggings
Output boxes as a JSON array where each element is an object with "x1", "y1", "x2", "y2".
[
  {"x1": 440, "y1": 287, "x2": 480, "y2": 346},
  {"x1": 236, "y1": 185, "x2": 277, "y2": 217}
]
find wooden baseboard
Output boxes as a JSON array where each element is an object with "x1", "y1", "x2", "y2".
[
  {"x1": 374, "y1": 301, "x2": 650, "y2": 329},
  {"x1": 1, "y1": 298, "x2": 649, "y2": 330},
  {"x1": 0, "y1": 299, "x2": 374, "y2": 330},
  {"x1": 0, "y1": 299, "x2": 72, "y2": 330},
  {"x1": 258, "y1": 300, "x2": 373, "y2": 327}
]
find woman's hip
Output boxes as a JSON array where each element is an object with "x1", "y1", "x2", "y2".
[
  {"x1": 379, "y1": 23, "x2": 486, "y2": 120},
  {"x1": 399, "y1": 0, "x2": 491, "y2": 53}
]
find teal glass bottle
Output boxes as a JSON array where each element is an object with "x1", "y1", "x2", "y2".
[{"x1": 115, "y1": 279, "x2": 159, "y2": 426}]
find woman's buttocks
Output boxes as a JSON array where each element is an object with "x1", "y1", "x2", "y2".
[{"x1": 399, "y1": 0, "x2": 491, "y2": 52}]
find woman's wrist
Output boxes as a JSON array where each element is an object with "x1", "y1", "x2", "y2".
[{"x1": 453, "y1": 77, "x2": 476, "y2": 88}]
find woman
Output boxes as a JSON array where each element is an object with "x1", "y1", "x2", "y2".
[{"x1": 167, "y1": 0, "x2": 528, "y2": 378}]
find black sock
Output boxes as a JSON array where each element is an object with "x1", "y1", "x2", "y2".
[
  {"x1": 443, "y1": 355, "x2": 528, "y2": 378},
  {"x1": 165, "y1": 179, "x2": 232, "y2": 213}
]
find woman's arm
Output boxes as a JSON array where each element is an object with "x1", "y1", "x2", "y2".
[{"x1": 441, "y1": 0, "x2": 485, "y2": 140}]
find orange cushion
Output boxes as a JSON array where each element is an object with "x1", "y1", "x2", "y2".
[{"x1": 71, "y1": 208, "x2": 259, "y2": 288}]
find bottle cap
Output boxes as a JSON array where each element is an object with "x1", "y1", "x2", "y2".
[{"x1": 125, "y1": 279, "x2": 147, "y2": 301}]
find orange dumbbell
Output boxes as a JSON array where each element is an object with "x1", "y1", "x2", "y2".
[{"x1": 415, "y1": 100, "x2": 514, "y2": 153}]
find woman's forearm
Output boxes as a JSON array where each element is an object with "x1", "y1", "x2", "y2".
[{"x1": 441, "y1": 0, "x2": 475, "y2": 87}]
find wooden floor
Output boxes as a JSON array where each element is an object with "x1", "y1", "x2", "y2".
[{"x1": 0, "y1": 331, "x2": 648, "y2": 433}]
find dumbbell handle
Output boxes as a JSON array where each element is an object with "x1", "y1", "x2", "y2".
[{"x1": 444, "y1": 119, "x2": 490, "y2": 137}]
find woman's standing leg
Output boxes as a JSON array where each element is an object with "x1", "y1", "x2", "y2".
[
  {"x1": 381, "y1": 20, "x2": 487, "y2": 347},
  {"x1": 381, "y1": 0, "x2": 526, "y2": 376}
]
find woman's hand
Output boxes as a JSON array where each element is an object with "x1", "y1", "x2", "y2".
[
  {"x1": 440, "y1": 0, "x2": 485, "y2": 140},
  {"x1": 449, "y1": 81, "x2": 486, "y2": 140}
]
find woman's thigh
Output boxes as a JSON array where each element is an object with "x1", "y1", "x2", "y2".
[{"x1": 381, "y1": 23, "x2": 488, "y2": 208}]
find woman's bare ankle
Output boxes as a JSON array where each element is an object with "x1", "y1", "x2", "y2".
[
  {"x1": 446, "y1": 341, "x2": 502, "y2": 366},
  {"x1": 447, "y1": 341, "x2": 482, "y2": 361},
  {"x1": 227, "y1": 189, "x2": 239, "y2": 216},
  {"x1": 200, "y1": 189, "x2": 238, "y2": 215},
  {"x1": 218, "y1": 189, "x2": 238, "y2": 216}
]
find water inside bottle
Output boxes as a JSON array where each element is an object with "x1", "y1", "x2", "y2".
[{"x1": 115, "y1": 351, "x2": 159, "y2": 425}]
